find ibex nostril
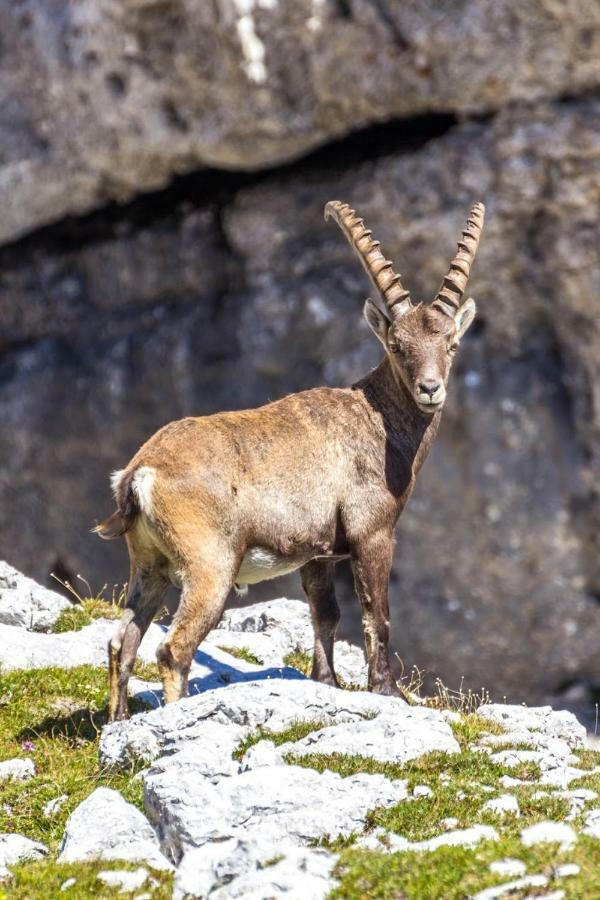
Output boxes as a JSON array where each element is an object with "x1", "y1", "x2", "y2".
[{"x1": 418, "y1": 380, "x2": 440, "y2": 399}]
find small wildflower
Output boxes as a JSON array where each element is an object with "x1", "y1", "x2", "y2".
[{"x1": 21, "y1": 740, "x2": 35, "y2": 752}]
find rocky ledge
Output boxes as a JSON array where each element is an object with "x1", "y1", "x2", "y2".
[{"x1": 1, "y1": 562, "x2": 600, "y2": 898}]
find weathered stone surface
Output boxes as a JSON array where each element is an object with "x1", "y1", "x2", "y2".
[
  {"x1": 208, "y1": 598, "x2": 367, "y2": 687},
  {"x1": 483, "y1": 794, "x2": 520, "y2": 818},
  {"x1": 145, "y1": 762, "x2": 408, "y2": 862},
  {"x1": 0, "y1": 620, "x2": 113, "y2": 671},
  {"x1": 488, "y1": 859, "x2": 527, "y2": 878},
  {"x1": 356, "y1": 824, "x2": 498, "y2": 854},
  {"x1": 0, "y1": 610, "x2": 300, "y2": 708},
  {"x1": 2, "y1": 1, "x2": 599, "y2": 243},
  {"x1": 276, "y1": 712, "x2": 459, "y2": 764},
  {"x1": 520, "y1": 821, "x2": 577, "y2": 851},
  {"x1": 0, "y1": 759, "x2": 35, "y2": 784},
  {"x1": 173, "y1": 839, "x2": 337, "y2": 900},
  {"x1": 582, "y1": 808, "x2": 600, "y2": 839},
  {"x1": 0, "y1": 562, "x2": 70, "y2": 632},
  {"x1": 43, "y1": 795, "x2": 69, "y2": 818},
  {"x1": 0, "y1": 834, "x2": 47, "y2": 880},
  {"x1": 100, "y1": 676, "x2": 438, "y2": 769},
  {"x1": 1, "y1": 98, "x2": 600, "y2": 709},
  {"x1": 97, "y1": 868, "x2": 149, "y2": 893},
  {"x1": 58, "y1": 787, "x2": 172, "y2": 871},
  {"x1": 477, "y1": 706, "x2": 587, "y2": 749}
]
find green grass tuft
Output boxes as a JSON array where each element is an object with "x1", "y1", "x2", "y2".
[
  {"x1": 132, "y1": 660, "x2": 161, "y2": 682},
  {"x1": 449, "y1": 713, "x2": 505, "y2": 750},
  {"x1": 7, "y1": 859, "x2": 173, "y2": 898},
  {"x1": 233, "y1": 720, "x2": 328, "y2": 761},
  {"x1": 0, "y1": 666, "x2": 144, "y2": 851},
  {"x1": 52, "y1": 597, "x2": 122, "y2": 634},
  {"x1": 217, "y1": 646, "x2": 264, "y2": 666},
  {"x1": 283, "y1": 650, "x2": 312, "y2": 676}
]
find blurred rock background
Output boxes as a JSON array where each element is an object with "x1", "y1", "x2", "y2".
[{"x1": 0, "y1": 0, "x2": 599, "y2": 713}]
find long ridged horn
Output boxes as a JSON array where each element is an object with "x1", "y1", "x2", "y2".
[
  {"x1": 324, "y1": 201, "x2": 411, "y2": 316},
  {"x1": 432, "y1": 202, "x2": 485, "y2": 316}
]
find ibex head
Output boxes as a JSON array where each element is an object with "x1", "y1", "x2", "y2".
[{"x1": 325, "y1": 201, "x2": 485, "y2": 415}]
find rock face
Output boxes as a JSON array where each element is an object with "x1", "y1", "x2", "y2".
[
  {"x1": 57, "y1": 786, "x2": 172, "y2": 871},
  {"x1": 0, "y1": 563, "x2": 70, "y2": 632},
  {"x1": 0, "y1": 833, "x2": 48, "y2": 880},
  {"x1": 2, "y1": 1, "x2": 599, "y2": 243},
  {"x1": 1, "y1": 3, "x2": 599, "y2": 710}
]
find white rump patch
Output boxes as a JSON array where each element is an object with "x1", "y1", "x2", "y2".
[
  {"x1": 131, "y1": 466, "x2": 156, "y2": 517},
  {"x1": 236, "y1": 547, "x2": 304, "y2": 586},
  {"x1": 110, "y1": 469, "x2": 126, "y2": 499}
]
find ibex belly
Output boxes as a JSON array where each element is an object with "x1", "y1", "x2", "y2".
[{"x1": 236, "y1": 547, "x2": 306, "y2": 585}]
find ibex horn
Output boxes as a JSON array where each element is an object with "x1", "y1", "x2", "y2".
[
  {"x1": 432, "y1": 202, "x2": 485, "y2": 316},
  {"x1": 324, "y1": 201, "x2": 412, "y2": 317}
]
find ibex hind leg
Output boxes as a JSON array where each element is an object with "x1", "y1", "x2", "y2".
[
  {"x1": 156, "y1": 560, "x2": 235, "y2": 704},
  {"x1": 301, "y1": 559, "x2": 340, "y2": 687},
  {"x1": 108, "y1": 567, "x2": 169, "y2": 722}
]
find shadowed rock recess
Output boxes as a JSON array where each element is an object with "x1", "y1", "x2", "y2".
[{"x1": 0, "y1": 1, "x2": 599, "y2": 708}]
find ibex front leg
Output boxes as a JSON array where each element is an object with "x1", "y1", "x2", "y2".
[
  {"x1": 351, "y1": 531, "x2": 400, "y2": 696},
  {"x1": 301, "y1": 559, "x2": 340, "y2": 687}
]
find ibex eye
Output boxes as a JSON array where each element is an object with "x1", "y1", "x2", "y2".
[
  {"x1": 388, "y1": 343, "x2": 399, "y2": 354},
  {"x1": 449, "y1": 343, "x2": 459, "y2": 353}
]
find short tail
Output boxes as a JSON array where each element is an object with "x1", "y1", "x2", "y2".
[{"x1": 92, "y1": 469, "x2": 139, "y2": 540}]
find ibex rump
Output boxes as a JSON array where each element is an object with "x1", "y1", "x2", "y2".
[{"x1": 97, "y1": 200, "x2": 485, "y2": 721}]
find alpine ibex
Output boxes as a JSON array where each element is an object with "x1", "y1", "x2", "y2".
[{"x1": 96, "y1": 200, "x2": 485, "y2": 721}]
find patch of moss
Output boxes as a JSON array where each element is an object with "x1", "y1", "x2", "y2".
[
  {"x1": 6, "y1": 859, "x2": 172, "y2": 899},
  {"x1": 52, "y1": 606, "x2": 92, "y2": 634},
  {"x1": 283, "y1": 650, "x2": 312, "y2": 676},
  {"x1": 449, "y1": 713, "x2": 505, "y2": 750},
  {"x1": 573, "y1": 747, "x2": 600, "y2": 770},
  {"x1": 0, "y1": 666, "x2": 144, "y2": 850},
  {"x1": 287, "y1": 748, "x2": 507, "y2": 789},
  {"x1": 217, "y1": 646, "x2": 264, "y2": 666},
  {"x1": 233, "y1": 720, "x2": 328, "y2": 761},
  {"x1": 132, "y1": 660, "x2": 161, "y2": 682},
  {"x1": 52, "y1": 597, "x2": 122, "y2": 634},
  {"x1": 332, "y1": 827, "x2": 600, "y2": 900},
  {"x1": 510, "y1": 759, "x2": 542, "y2": 782}
]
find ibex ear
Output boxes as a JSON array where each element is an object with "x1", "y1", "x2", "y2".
[
  {"x1": 455, "y1": 297, "x2": 477, "y2": 340},
  {"x1": 363, "y1": 298, "x2": 390, "y2": 345}
]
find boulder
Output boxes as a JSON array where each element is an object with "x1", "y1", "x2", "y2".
[
  {"x1": 0, "y1": 562, "x2": 70, "y2": 632},
  {"x1": 274, "y1": 712, "x2": 459, "y2": 765},
  {"x1": 0, "y1": 833, "x2": 47, "y2": 880},
  {"x1": 173, "y1": 839, "x2": 337, "y2": 900},
  {"x1": 476, "y1": 705, "x2": 587, "y2": 748},
  {"x1": 520, "y1": 820, "x2": 577, "y2": 851},
  {"x1": 144, "y1": 762, "x2": 408, "y2": 862},
  {"x1": 100, "y1": 677, "x2": 440, "y2": 769},
  {"x1": 57, "y1": 786, "x2": 172, "y2": 870},
  {"x1": 0, "y1": 759, "x2": 35, "y2": 784}
]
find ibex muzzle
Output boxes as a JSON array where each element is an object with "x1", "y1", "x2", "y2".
[{"x1": 96, "y1": 200, "x2": 485, "y2": 721}]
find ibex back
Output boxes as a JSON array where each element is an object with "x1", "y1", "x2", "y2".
[{"x1": 96, "y1": 200, "x2": 485, "y2": 721}]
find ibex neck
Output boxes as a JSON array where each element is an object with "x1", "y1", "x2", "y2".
[{"x1": 354, "y1": 357, "x2": 441, "y2": 468}]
